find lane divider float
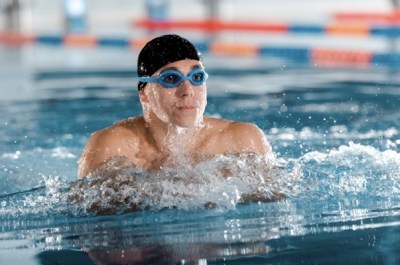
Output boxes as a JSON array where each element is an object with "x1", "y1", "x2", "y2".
[
  {"x1": 333, "y1": 10, "x2": 400, "y2": 24},
  {"x1": 1, "y1": 32, "x2": 400, "y2": 68},
  {"x1": 133, "y1": 18, "x2": 400, "y2": 38}
]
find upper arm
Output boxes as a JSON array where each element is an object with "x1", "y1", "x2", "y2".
[
  {"x1": 77, "y1": 127, "x2": 131, "y2": 178},
  {"x1": 227, "y1": 122, "x2": 271, "y2": 154}
]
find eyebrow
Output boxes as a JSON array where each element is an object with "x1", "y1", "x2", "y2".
[{"x1": 162, "y1": 64, "x2": 203, "y2": 72}]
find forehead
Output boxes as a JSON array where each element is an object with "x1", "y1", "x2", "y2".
[{"x1": 156, "y1": 59, "x2": 204, "y2": 73}]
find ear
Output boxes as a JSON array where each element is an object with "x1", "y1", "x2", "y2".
[{"x1": 139, "y1": 89, "x2": 149, "y2": 103}]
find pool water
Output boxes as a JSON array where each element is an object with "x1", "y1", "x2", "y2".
[{"x1": 1, "y1": 48, "x2": 400, "y2": 264}]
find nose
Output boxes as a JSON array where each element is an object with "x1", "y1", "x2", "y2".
[{"x1": 177, "y1": 80, "x2": 194, "y2": 97}]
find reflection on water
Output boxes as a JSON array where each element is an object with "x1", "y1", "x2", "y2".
[{"x1": 6, "y1": 200, "x2": 400, "y2": 264}]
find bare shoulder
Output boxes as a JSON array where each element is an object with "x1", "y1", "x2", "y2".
[
  {"x1": 88, "y1": 117, "x2": 144, "y2": 149},
  {"x1": 226, "y1": 121, "x2": 271, "y2": 154},
  {"x1": 77, "y1": 116, "x2": 145, "y2": 178},
  {"x1": 204, "y1": 117, "x2": 271, "y2": 154}
]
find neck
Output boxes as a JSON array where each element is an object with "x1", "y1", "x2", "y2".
[{"x1": 145, "y1": 112, "x2": 204, "y2": 156}]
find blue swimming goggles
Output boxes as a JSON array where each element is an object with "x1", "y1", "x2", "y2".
[{"x1": 139, "y1": 68, "x2": 208, "y2": 88}]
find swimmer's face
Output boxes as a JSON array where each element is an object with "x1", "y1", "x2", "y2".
[{"x1": 140, "y1": 59, "x2": 207, "y2": 128}]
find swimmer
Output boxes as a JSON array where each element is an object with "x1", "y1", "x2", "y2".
[{"x1": 77, "y1": 34, "x2": 271, "y2": 178}]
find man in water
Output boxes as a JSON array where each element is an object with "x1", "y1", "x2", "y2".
[{"x1": 77, "y1": 34, "x2": 271, "y2": 178}]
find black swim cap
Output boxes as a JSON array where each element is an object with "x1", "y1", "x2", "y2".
[{"x1": 137, "y1": 34, "x2": 203, "y2": 91}]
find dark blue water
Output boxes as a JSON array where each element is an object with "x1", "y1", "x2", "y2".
[{"x1": 1, "y1": 56, "x2": 400, "y2": 264}]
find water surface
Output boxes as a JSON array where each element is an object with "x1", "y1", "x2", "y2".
[{"x1": 1, "y1": 48, "x2": 400, "y2": 264}]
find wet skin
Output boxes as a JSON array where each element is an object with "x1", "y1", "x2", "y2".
[{"x1": 78, "y1": 59, "x2": 271, "y2": 178}]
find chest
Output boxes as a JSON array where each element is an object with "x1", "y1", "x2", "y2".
[{"x1": 125, "y1": 129, "x2": 230, "y2": 170}]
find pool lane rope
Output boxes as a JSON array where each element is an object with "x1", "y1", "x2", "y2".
[
  {"x1": 1, "y1": 31, "x2": 400, "y2": 68},
  {"x1": 133, "y1": 18, "x2": 400, "y2": 38}
]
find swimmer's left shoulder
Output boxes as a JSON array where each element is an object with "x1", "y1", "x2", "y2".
[
  {"x1": 227, "y1": 122, "x2": 266, "y2": 141},
  {"x1": 204, "y1": 116, "x2": 257, "y2": 127},
  {"x1": 204, "y1": 117, "x2": 271, "y2": 154},
  {"x1": 228, "y1": 122, "x2": 270, "y2": 154},
  {"x1": 227, "y1": 121, "x2": 262, "y2": 133},
  {"x1": 204, "y1": 117, "x2": 263, "y2": 137}
]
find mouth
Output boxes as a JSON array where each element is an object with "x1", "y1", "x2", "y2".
[
  {"x1": 176, "y1": 101, "x2": 199, "y2": 111},
  {"x1": 177, "y1": 105, "x2": 197, "y2": 111}
]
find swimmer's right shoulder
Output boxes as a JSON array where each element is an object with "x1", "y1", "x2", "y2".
[
  {"x1": 84, "y1": 116, "x2": 147, "y2": 158},
  {"x1": 92, "y1": 116, "x2": 146, "y2": 139},
  {"x1": 111, "y1": 116, "x2": 147, "y2": 133},
  {"x1": 78, "y1": 116, "x2": 146, "y2": 178}
]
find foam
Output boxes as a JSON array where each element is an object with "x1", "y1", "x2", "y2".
[
  {"x1": 2, "y1": 143, "x2": 400, "y2": 219},
  {"x1": 298, "y1": 142, "x2": 400, "y2": 200},
  {"x1": 0, "y1": 152, "x2": 299, "y2": 219},
  {"x1": 67, "y1": 153, "x2": 292, "y2": 215},
  {"x1": 269, "y1": 126, "x2": 399, "y2": 141}
]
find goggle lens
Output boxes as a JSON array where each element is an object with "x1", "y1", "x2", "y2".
[{"x1": 161, "y1": 73, "x2": 183, "y2": 85}]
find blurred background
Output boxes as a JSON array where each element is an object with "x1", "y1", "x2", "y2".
[{"x1": 1, "y1": 0, "x2": 400, "y2": 101}]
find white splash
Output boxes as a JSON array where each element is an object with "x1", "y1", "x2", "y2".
[{"x1": 67, "y1": 153, "x2": 293, "y2": 215}]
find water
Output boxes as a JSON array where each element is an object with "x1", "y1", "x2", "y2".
[{"x1": 1, "y1": 47, "x2": 400, "y2": 264}]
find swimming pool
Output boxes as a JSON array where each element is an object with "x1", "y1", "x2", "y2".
[{"x1": 1, "y1": 45, "x2": 400, "y2": 264}]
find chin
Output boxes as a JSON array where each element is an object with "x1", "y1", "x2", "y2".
[{"x1": 173, "y1": 117, "x2": 202, "y2": 128}]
